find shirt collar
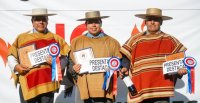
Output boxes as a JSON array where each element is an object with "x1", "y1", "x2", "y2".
[
  {"x1": 32, "y1": 28, "x2": 48, "y2": 34},
  {"x1": 85, "y1": 32, "x2": 105, "y2": 38}
]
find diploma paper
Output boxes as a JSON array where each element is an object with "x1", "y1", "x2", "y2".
[
  {"x1": 28, "y1": 46, "x2": 49, "y2": 66},
  {"x1": 163, "y1": 52, "x2": 185, "y2": 74},
  {"x1": 73, "y1": 47, "x2": 94, "y2": 74},
  {"x1": 163, "y1": 58, "x2": 185, "y2": 74},
  {"x1": 89, "y1": 57, "x2": 110, "y2": 73}
]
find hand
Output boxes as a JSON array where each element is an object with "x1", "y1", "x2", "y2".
[
  {"x1": 177, "y1": 68, "x2": 188, "y2": 76},
  {"x1": 73, "y1": 64, "x2": 81, "y2": 74},
  {"x1": 119, "y1": 67, "x2": 129, "y2": 79},
  {"x1": 46, "y1": 55, "x2": 52, "y2": 65},
  {"x1": 15, "y1": 64, "x2": 30, "y2": 75}
]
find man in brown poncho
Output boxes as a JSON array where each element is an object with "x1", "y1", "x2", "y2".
[{"x1": 70, "y1": 11, "x2": 121, "y2": 103}]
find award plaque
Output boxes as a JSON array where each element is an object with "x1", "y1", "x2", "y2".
[{"x1": 18, "y1": 44, "x2": 35, "y2": 68}]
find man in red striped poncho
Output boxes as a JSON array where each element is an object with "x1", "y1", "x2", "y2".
[{"x1": 120, "y1": 8, "x2": 188, "y2": 103}]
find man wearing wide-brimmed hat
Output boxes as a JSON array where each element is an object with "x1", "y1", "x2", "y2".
[
  {"x1": 7, "y1": 8, "x2": 70, "y2": 103},
  {"x1": 69, "y1": 11, "x2": 121, "y2": 103},
  {"x1": 120, "y1": 8, "x2": 187, "y2": 103}
]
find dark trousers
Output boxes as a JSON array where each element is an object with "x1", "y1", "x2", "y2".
[
  {"x1": 141, "y1": 97, "x2": 170, "y2": 103},
  {"x1": 19, "y1": 86, "x2": 54, "y2": 103},
  {"x1": 84, "y1": 98, "x2": 113, "y2": 103}
]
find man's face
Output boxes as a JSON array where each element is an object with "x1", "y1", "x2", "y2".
[
  {"x1": 32, "y1": 16, "x2": 48, "y2": 33},
  {"x1": 86, "y1": 19, "x2": 102, "y2": 36},
  {"x1": 145, "y1": 16, "x2": 162, "y2": 33}
]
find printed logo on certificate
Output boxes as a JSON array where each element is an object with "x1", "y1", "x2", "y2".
[{"x1": 73, "y1": 47, "x2": 94, "y2": 74}]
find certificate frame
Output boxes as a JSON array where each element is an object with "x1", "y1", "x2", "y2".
[{"x1": 18, "y1": 44, "x2": 36, "y2": 68}]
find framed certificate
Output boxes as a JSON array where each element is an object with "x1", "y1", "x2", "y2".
[
  {"x1": 73, "y1": 47, "x2": 94, "y2": 74},
  {"x1": 18, "y1": 44, "x2": 36, "y2": 68}
]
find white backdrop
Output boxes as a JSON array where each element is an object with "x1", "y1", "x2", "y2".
[{"x1": 0, "y1": 0, "x2": 200, "y2": 103}]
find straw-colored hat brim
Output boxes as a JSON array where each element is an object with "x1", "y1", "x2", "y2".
[
  {"x1": 24, "y1": 14, "x2": 57, "y2": 16},
  {"x1": 135, "y1": 14, "x2": 172, "y2": 20},
  {"x1": 77, "y1": 16, "x2": 109, "y2": 21},
  {"x1": 24, "y1": 8, "x2": 56, "y2": 16}
]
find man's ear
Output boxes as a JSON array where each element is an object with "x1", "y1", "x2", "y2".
[
  {"x1": 100, "y1": 22, "x2": 102, "y2": 27},
  {"x1": 99, "y1": 19, "x2": 102, "y2": 27},
  {"x1": 160, "y1": 20, "x2": 163, "y2": 25}
]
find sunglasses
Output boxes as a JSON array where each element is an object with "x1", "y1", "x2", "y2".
[{"x1": 32, "y1": 16, "x2": 48, "y2": 22}]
